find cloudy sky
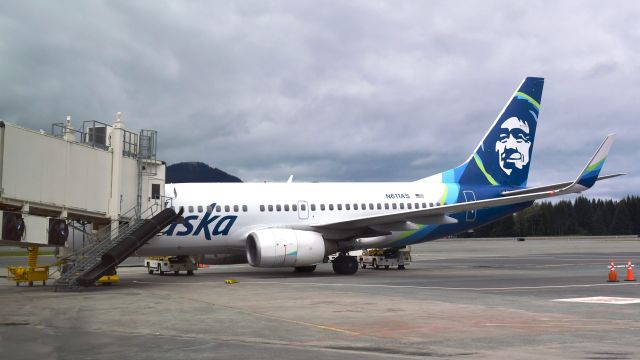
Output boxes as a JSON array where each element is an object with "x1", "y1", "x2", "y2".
[{"x1": 0, "y1": 1, "x2": 637, "y2": 198}]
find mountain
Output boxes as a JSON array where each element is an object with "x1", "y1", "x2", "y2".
[{"x1": 166, "y1": 162, "x2": 242, "y2": 183}]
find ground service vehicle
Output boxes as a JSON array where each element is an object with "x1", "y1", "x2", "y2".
[
  {"x1": 146, "y1": 256, "x2": 196, "y2": 275},
  {"x1": 359, "y1": 248, "x2": 411, "y2": 270}
]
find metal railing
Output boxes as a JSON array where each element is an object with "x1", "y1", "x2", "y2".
[
  {"x1": 51, "y1": 120, "x2": 150, "y2": 158},
  {"x1": 54, "y1": 202, "x2": 164, "y2": 289},
  {"x1": 138, "y1": 129, "x2": 157, "y2": 161},
  {"x1": 82, "y1": 120, "x2": 111, "y2": 150},
  {"x1": 51, "y1": 123, "x2": 84, "y2": 142},
  {"x1": 54, "y1": 218, "x2": 147, "y2": 290},
  {"x1": 122, "y1": 129, "x2": 139, "y2": 158}
]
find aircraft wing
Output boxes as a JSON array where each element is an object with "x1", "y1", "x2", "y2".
[{"x1": 312, "y1": 134, "x2": 617, "y2": 232}]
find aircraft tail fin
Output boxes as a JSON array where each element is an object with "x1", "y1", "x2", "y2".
[{"x1": 432, "y1": 77, "x2": 544, "y2": 187}]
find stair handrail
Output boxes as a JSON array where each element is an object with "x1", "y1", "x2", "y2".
[
  {"x1": 56, "y1": 205, "x2": 179, "y2": 289},
  {"x1": 60, "y1": 201, "x2": 167, "y2": 265}
]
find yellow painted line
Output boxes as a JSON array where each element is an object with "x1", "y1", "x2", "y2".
[
  {"x1": 135, "y1": 279, "x2": 360, "y2": 335},
  {"x1": 176, "y1": 294, "x2": 360, "y2": 336},
  {"x1": 132, "y1": 280, "x2": 233, "y2": 285}
]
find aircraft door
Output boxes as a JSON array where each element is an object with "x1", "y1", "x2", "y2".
[
  {"x1": 298, "y1": 200, "x2": 309, "y2": 220},
  {"x1": 463, "y1": 190, "x2": 476, "y2": 222}
]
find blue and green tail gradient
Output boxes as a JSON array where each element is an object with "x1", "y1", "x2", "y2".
[
  {"x1": 577, "y1": 159, "x2": 605, "y2": 188},
  {"x1": 396, "y1": 78, "x2": 546, "y2": 248},
  {"x1": 575, "y1": 134, "x2": 615, "y2": 189},
  {"x1": 446, "y1": 77, "x2": 544, "y2": 187}
]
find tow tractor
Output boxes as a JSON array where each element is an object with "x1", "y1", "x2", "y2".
[
  {"x1": 146, "y1": 256, "x2": 196, "y2": 275},
  {"x1": 358, "y1": 247, "x2": 411, "y2": 270}
]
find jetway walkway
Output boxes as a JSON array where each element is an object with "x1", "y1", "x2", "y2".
[
  {"x1": 55, "y1": 206, "x2": 182, "y2": 290},
  {"x1": 0, "y1": 116, "x2": 167, "y2": 247}
]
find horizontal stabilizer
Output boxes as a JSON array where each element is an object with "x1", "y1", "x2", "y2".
[{"x1": 501, "y1": 173, "x2": 625, "y2": 197}]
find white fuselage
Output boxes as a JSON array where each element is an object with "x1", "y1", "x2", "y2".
[{"x1": 136, "y1": 180, "x2": 458, "y2": 257}]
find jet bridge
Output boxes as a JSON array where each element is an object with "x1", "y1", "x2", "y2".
[{"x1": 0, "y1": 113, "x2": 170, "y2": 287}]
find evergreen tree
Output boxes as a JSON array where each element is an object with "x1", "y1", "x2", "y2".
[
  {"x1": 453, "y1": 195, "x2": 640, "y2": 238},
  {"x1": 539, "y1": 202, "x2": 554, "y2": 236},
  {"x1": 553, "y1": 200, "x2": 576, "y2": 235},
  {"x1": 625, "y1": 196, "x2": 640, "y2": 235},
  {"x1": 610, "y1": 201, "x2": 633, "y2": 235},
  {"x1": 573, "y1": 196, "x2": 592, "y2": 235},
  {"x1": 491, "y1": 214, "x2": 516, "y2": 237},
  {"x1": 591, "y1": 205, "x2": 608, "y2": 235}
]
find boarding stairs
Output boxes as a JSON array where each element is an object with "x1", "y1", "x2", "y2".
[{"x1": 54, "y1": 204, "x2": 181, "y2": 290}]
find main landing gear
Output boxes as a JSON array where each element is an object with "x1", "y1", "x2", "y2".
[{"x1": 332, "y1": 254, "x2": 358, "y2": 275}]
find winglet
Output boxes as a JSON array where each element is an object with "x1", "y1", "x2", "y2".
[{"x1": 572, "y1": 134, "x2": 616, "y2": 190}]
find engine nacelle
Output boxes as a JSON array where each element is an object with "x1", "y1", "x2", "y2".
[{"x1": 246, "y1": 229, "x2": 325, "y2": 267}]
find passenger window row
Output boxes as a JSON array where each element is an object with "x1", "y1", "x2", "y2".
[
  {"x1": 258, "y1": 202, "x2": 443, "y2": 212},
  {"x1": 173, "y1": 202, "x2": 445, "y2": 214},
  {"x1": 259, "y1": 204, "x2": 305, "y2": 212},
  {"x1": 173, "y1": 205, "x2": 249, "y2": 213}
]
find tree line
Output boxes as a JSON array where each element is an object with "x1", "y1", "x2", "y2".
[{"x1": 467, "y1": 195, "x2": 640, "y2": 237}]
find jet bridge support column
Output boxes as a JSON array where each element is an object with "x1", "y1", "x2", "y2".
[
  {"x1": 63, "y1": 115, "x2": 75, "y2": 142},
  {"x1": 109, "y1": 113, "x2": 126, "y2": 236}
]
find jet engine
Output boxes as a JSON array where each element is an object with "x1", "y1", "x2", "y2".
[{"x1": 246, "y1": 229, "x2": 326, "y2": 267}]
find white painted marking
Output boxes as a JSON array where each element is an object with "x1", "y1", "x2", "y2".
[
  {"x1": 553, "y1": 297, "x2": 640, "y2": 305},
  {"x1": 245, "y1": 281, "x2": 640, "y2": 291}
]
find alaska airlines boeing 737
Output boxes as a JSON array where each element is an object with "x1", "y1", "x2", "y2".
[{"x1": 137, "y1": 77, "x2": 621, "y2": 274}]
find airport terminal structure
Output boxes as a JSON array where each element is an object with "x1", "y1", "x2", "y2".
[{"x1": 0, "y1": 114, "x2": 181, "y2": 288}]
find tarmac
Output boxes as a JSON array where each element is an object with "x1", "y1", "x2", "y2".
[{"x1": 1, "y1": 237, "x2": 640, "y2": 359}]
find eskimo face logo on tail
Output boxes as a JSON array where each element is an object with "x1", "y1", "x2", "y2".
[
  {"x1": 477, "y1": 94, "x2": 539, "y2": 187},
  {"x1": 163, "y1": 203, "x2": 237, "y2": 240},
  {"x1": 496, "y1": 117, "x2": 532, "y2": 176}
]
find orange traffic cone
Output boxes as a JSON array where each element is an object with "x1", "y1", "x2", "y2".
[
  {"x1": 625, "y1": 261, "x2": 636, "y2": 282},
  {"x1": 608, "y1": 261, "x2": 618, "y2": 282}
]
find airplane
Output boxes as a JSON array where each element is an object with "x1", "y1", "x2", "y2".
[{"x1": 136, "y1": 77, "x2": 622, "y2": 275}]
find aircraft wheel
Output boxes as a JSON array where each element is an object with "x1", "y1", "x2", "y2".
[
  {"x1": 187, "y1": 270, "x2": 194, "y2": 276},
  {"x1": 332, "y1": 256, "x2": 358, "y2": 275},
  {"x1": 158, "y1": 264, "x2": 164, "y2": 276}
]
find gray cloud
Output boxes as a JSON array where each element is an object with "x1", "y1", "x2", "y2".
[{"x1": 0, "y1": 1, "x2": 637, "y2": 198}]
